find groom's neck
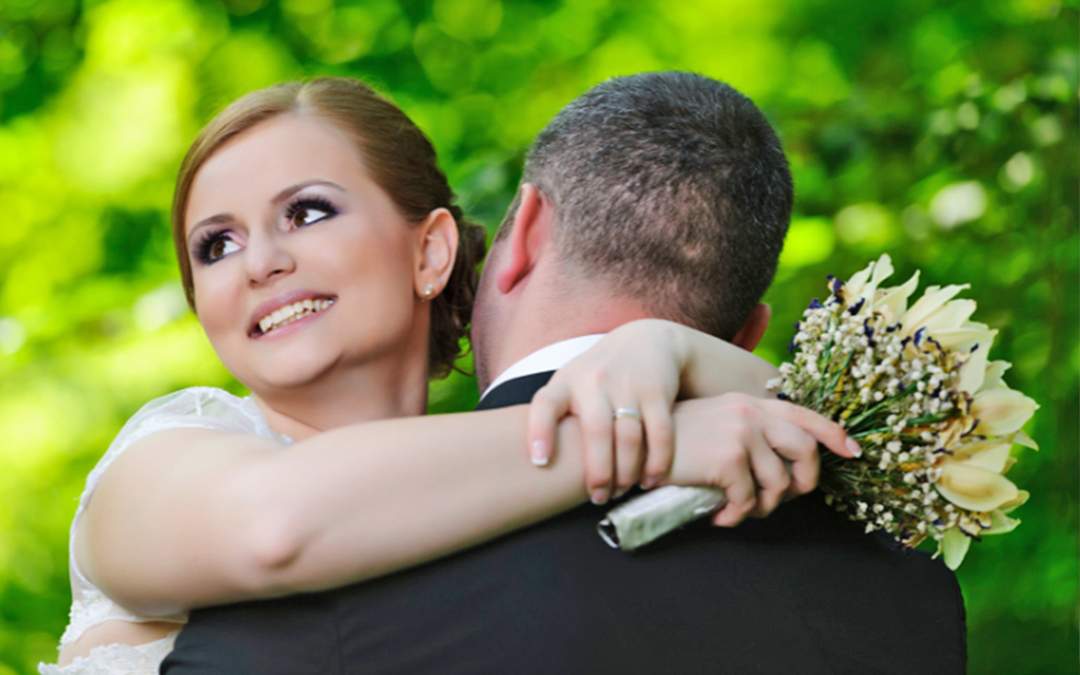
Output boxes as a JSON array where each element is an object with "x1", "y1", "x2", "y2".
[{"x1": 482, "y1": 291, "x2": 655, "y2": 390}]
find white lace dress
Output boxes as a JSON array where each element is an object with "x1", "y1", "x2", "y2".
[{"x1": 39, "y1": 387, "x2": 291, "y2": 674}]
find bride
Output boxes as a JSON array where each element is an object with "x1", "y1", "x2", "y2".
[{"x1": 40, "y1": 77, "x2": 856, "y2": 674}]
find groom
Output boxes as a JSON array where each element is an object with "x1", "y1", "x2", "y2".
[{"x1": 162, "y1": 73, "x2": 965, "y2": 674}]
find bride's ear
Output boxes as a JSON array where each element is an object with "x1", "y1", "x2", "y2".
[
  {"x1": 731, "y1": 303, "x2": 771, "y2": 352},
  {"x1": 414, "y1": 208, "x2": 458, "y2": 299}
]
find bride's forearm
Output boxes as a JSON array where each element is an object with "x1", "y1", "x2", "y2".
[
  {"x1": 237, "y1": 406, "x2": 588, "y2": 598},
  {"x1": 674, "y1": 323, "x2": 778, "y2": 399}
]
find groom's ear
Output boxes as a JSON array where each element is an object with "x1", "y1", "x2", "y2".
[
  {"x1": 730, "y1": 303, "x2": 771, "y2": 352},
  {"x1": 495, "y1": 183, "x2": 553, "y2": 295}
]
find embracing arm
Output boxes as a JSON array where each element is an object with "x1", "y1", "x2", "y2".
[
  {"x1": 81, "y1": 320, "x2": 854, "y2": 617},
  {"x1": 80, "y1": 405, "x2": 595, "y2": 616}
]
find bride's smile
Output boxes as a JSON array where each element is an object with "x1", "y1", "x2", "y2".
[{"x1": 249, "y1": 292, "x2": 337, "y2": 339}]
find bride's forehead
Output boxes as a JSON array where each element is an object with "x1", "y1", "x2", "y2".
[
  {"x1": 202, "y1": 116, "x2": 363, "y2": 180},
  {"x1": 187, "y1": 117, "x2": 373, "y2": 209}
]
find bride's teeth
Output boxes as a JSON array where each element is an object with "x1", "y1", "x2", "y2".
[{"x1": 257, "y1": 298, "x2": 333, "y2": 335}]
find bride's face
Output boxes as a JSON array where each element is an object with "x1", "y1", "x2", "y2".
[{"x1": 184, "y1": 113, "x2": 424, "y2": 392}]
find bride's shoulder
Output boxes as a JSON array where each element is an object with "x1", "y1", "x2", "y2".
[
  {"x1": 119, "y1": 386, "x2": 270, "y2": 441},
  {"x1": 75, "y1": 387, "x2": 273, "y2": 517}
]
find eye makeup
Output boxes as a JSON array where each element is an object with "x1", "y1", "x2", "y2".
[
  {"x1": 194, "y1": 229, "x2": 239, "y2": 265},
  {"x1": 284, "y1": 194, "x2": 339, "y2": 229},
  {"x1": 189, "y1": 191, "x2": 342, "y2": 265}
]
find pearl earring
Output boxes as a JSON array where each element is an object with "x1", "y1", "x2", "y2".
[{"x1": 422, "y1": 283, "x2": 435, "y2": 298}]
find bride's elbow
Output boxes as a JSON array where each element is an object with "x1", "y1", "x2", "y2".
[
  {"x1": 242, "y1": 511, "x2": 306, "y2": 589},
  {"x1": 223, "y1": 456, "x2": 358, "y2": 599},
  {"x1": 227, "y1": 476, "x2": 312, "y2": 598}
]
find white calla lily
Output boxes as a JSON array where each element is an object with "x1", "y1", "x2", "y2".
[
  {"x1": 873, "y1": 270, "x2": 920, "y2": 323},
  {"x1": 918, "y1": 299, "x2": 978, "y2": 335},
  {"x1": 843, "y1": 262, "x2": 874, "y2": 301},
  {"x1": 980, "y1": 360, "x2": 1011, "y2": 390},
  {"x1": 940, "y1": 527, "x2": 972, "y2": 570},
  {"x1": 901, "y1": 284, "x2": 971, "y2": 335},
  {"x1": 983, "y1": 510, "x2": 1021, "y2": 536},
  {"x1": 957, "y1": 340, "x2": 993, "y2": 393},
  {"x1": 972, "y1": 388, "x2": 1039, "y2": 435},
  {"x1": 949, "y1": 439, "x2": 1012, "y2": 473},
  {"x1": 844, "y1": 254, "x2": 894, "y2": 307},
  {"x1": 1011, "y1": 430, "x2": 1038, "y2": 450},
  {"x1": 932, "y1": 323, "x2": 995, "y2": 351},
  {"x1": 999, "y1": 489, "x2": 1029, "y2": 513},
  {"x1": 936, "y1": 462, "x2": 1019, "y2": 511}
]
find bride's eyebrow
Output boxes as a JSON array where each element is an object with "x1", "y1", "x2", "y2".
[
  {"x1": 186, "y1": 213, "x2": 234, "y2": 247},
  {"x1": 187, "y1": 179, "x2": 347, "y2": 244},
  {"x1": 271, "y1": 179, "x2": 345, "y2": 205}
]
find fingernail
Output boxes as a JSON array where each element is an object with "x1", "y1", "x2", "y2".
[
  {"x1": 846, "y1": 438, "x2": 862, "y2": 458},
  {"x1": 590, "y1": 489, "x2": 608, "y2": 505},
  {"x1": 640, "y1": 476, "x2": 656, "y2": 490},
  {"x1": 530, "y1": 440, "x2": 549, "y2": 466}
]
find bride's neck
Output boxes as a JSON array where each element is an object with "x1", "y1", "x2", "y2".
[{"x1": 250, "y1": 359, "x2": 429, "y2": 442}]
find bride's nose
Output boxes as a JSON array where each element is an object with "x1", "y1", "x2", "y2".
[{"x1": 245, "y1": 233, "x2": 296, "y2": 286}]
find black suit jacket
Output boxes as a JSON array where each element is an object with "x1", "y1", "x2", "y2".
[{"x1": 162, "y1": 371, "x2": 966, "y2": 674}]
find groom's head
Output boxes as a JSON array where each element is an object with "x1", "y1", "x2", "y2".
[{"x1": 471, "y1": 72, "x2": 793, "y2": 388}]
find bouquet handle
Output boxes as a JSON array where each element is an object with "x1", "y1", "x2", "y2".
[{"x1": 597, "y1": 486, "x2": 727, "y2": 550}]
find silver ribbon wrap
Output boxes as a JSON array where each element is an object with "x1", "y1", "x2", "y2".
[{"x1": 597, "y1": 486, "x2": 727, "y2": 551}]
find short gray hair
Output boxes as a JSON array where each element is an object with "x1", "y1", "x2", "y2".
[{"x1": 503, "y1": 71, "x2": 792, "y2": 339}]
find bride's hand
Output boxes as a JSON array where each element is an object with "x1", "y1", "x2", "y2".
[
  {"x1": 526, "y1": 319, "x2": 861, "y2": 509},
  {"x1": 526, "y1": 320, "x2": 690, "y2": 504},
  {"x1": 666, "y1": 394, "x2": 858, "y2": 525}
]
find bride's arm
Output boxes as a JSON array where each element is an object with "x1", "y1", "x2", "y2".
[
  {"x1": 81, "y1": 391, "x2": 850, "y2": 618},
  {"x1": 79, "y1": 321, "x2": 855, "y2": 618},
  {"x1": 80, "y1": 405, "x2": 585, "y2": 616}
]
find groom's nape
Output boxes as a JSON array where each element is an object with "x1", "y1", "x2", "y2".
[{"x1": 472, "y1": 71, "x2": 793, "y2": 386}]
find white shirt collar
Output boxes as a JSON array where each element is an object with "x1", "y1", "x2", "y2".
[{"x1": 482, "y1": 334, "x2": 605, "y2": 399}]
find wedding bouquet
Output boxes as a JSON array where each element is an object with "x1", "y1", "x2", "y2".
[{"x1": 598, "y1": 255, "x2": 1038, "y2": 569}]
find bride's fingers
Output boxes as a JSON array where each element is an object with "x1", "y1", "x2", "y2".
[
  {"x1": 641, "y1": 398, "x2": 675, "y2": 489},
  {"x1": 761, "y1": 418, "x2": 820, "y2": 496},
  {"x1": 612, "y1": 402, "x2": 645, "y2": 497},
  {"x1": 765, "y1": 400, "x2": 860, "y2": 459},
  {"x1": 747, "y1": 433, "x2": 792, "y2": 518},
  {"x1": 710, "y1": 452, "x2": 756, "y2": 527},
  {"x1": 576, "y1": 393, "x2": 616, "y2": 504},
  {"x1": 526, "y1": 382, "x2": 571, "y2": 466}
]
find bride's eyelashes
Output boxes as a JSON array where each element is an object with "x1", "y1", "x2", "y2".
[
  {"x1": 195, "y1": 229, "x2": 240, "y2": 265},
  {"x1": 284, "y1": 194, "x2": 338, "y2": 229},
  {"x1": 193, "y1": 195, "x2": 341, "y2": 265}
]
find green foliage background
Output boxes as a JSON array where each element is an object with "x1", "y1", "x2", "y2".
[{"x1": 0, "y1": 0, "x2": 1076, "y2": 672}]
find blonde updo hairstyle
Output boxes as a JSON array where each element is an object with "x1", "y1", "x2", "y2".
[{"x1": 171, "y1": 78, "x2": 486, "y2": 378}]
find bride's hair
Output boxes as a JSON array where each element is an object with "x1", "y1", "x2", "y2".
[{"x1": 171, "y1": 77, "x2": 486, "y2": 378}]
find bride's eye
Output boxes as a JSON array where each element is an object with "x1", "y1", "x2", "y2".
[
  {"x1": 285, "y1": 196, "x2": 338, "y2": 229},
  {"x1": 195, "y1": 231, "x2": 240, "y2": 264}
]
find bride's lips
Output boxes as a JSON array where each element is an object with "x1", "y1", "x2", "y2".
[{"x1": 248, "y1": 290, "x2": 337, "y2": 339}]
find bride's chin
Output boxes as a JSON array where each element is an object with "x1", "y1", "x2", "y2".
[{"x1": 244, "y1": 356, "x2": 340, "y2": 393}]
